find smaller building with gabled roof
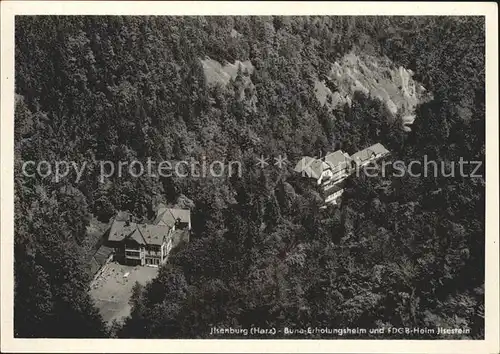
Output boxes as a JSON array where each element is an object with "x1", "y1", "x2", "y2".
[
  {"x1": 351, "y1": 143, "x2": 390, "y2": 167},
  {"x1": 89, "y1": 245, "x2": 114, "y2": 279},
  {"x1": 154, "y1": 206, "x2": 191, "y2": 230}
]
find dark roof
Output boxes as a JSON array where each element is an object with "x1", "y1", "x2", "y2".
[
  {"x1": 94, "y1": 245, "x2": 113, "y2": 266},
  {"x1": 107, "y1": 215, "x2": 172, "y2": 246},
  {"x1": 154, "y1": 208, "x2": 191, "y2": 227},
  {"x1": 126, "y1": 228, "x2": 147, "y2": 245},
  {"x1": 89, "y1": 245, "x2": 113, "y2": 275},
  {"x1": 107, "y1": 208, "x2": 185, "y2": 246},
  {"x1": 108, "y1": 220, "x2": 137, "y2": 242},
  {"x1": 137, "y1": 224, "x2": 171, "y2": 246}
]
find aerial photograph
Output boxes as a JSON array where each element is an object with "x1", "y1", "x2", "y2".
[{"x1": 13, "y1": 15, "x2": 485, "y2": 340}]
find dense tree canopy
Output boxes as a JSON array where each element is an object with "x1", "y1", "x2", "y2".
[{"x1": 14, "y1": 16, "x2": 484, "y2": 338}]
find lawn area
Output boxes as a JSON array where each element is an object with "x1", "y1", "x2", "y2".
[{"x1": 89, "y1": 262, "x2": 159, "y2": 324}]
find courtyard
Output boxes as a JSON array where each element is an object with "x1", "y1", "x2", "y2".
[{"x1": 89, "y1": 262, "x2": 159, "y2": 324}]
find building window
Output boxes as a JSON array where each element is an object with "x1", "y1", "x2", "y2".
[{"x1": 126, "y1": 251, "x2": 140, "y2": 258}]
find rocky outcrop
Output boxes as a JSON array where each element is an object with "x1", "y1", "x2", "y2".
[
  {"x1": 201, "y1": 57, "x2": 254, "y2": 86},
  {"x1": 314, "y1": 53, "x2": 432, "y2": 131},
  {"x1": 200, "y1": 57, "x2": 257, "y2": 111}
]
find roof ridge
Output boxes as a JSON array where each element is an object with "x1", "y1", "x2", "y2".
[
  {"x1": 154, "y1": 208, "x2": 168, "y2": 225},
  {"x1": 135, "y1": 224, "x2": 149, "y2": 244},
  {"x1": 168, "y1": 208, "x2": 178, "y2": 221},
  {"x1": 123, "y1": 226, "x2": 135, "y2": 240}
]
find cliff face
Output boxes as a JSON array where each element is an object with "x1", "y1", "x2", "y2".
[
  {"x1": 315, "y1": 53, "x2": 432, "y2": 131},
  {"x1": 201, "y1": 57, "x2": 258, "y2": 111},
  {"x1": 201, "y1": 53, "x2": 432, "y2": 132},
  {"x1": 201, "y1": 58, "x2": 254, "y2": 86}
]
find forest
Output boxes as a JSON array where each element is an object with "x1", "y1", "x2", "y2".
[{"x1": 14, "y1": 16, "x2": 485, "y2": 338}]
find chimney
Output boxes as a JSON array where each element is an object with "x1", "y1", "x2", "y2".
[{"x1": 175, "y1": 217, "x2": 182, "y2": 229}]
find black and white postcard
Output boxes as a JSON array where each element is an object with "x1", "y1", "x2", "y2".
[{"x1": 1, "y1": 2, "x2": 498, "y2": 353}]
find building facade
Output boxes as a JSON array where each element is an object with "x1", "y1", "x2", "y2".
[
  {"x1": 104, "y1": 207, "x2": 191, "y2": 267},
  {"x1": 294, "y1": 143, "x2": 390, "y2": 205}
]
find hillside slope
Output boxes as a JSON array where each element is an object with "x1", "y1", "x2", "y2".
[
  {"x1": 315, "y1": 53, "x2": 432, "y2": 131},
  {"x1": 14, "y1": 16, "x2": 485, "y2": 339}
]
